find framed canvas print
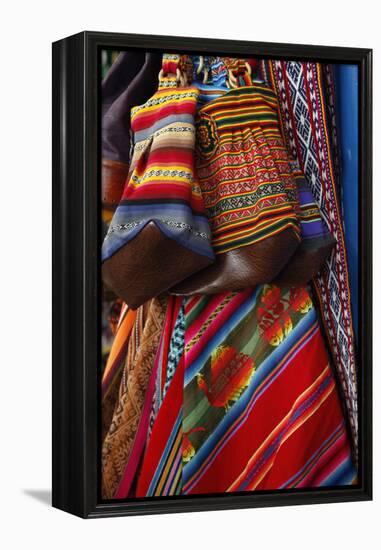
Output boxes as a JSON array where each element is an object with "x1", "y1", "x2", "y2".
[{"x1": 52, "y1": 31, "x2": 372, "y2": 518}]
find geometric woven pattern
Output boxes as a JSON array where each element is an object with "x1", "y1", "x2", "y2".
[{"x1": 264, "y1": 60, "x2": 358, "y2": 457}]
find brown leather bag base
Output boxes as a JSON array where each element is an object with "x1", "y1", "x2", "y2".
[
  {"x1": 274, "y1": 238, "x2": 335, "y2": 286},
  {"x1": 102, "y1": 222, "x2": 213, "y2": 309},
  {"x1": 171, "y1": 227, "x2": 299, "y2": 296}
]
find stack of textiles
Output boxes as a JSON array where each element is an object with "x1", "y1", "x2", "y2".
[{"x1": 100, "y1": 54, "x2": 358, "y2": 499}]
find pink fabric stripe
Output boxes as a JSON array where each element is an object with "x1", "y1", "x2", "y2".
[
  {"x1": 185, "y1": 294, "x2": 229, "y2": 342},
  {"x1": 286, "y1": 423, "x2": 345, "y2": 488},
  {"x1": 306, "y1": 436, "x2": 349, "y2": 487},
  {"x1": 185, "y1": 291, "x2": 251, "y2": 366},
  {"x1": 185, "y1": 296, "x2": 203, "y2": 315},
  {"x1": 162, "y1": 446, "x2": 182, "y2": 494},
  {"x1": 295, "y1": 429, "x2": 346, "y2": 488}
]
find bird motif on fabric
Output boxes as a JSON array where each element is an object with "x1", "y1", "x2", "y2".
[
  {"x1": 257, "y1": 285, "x2": 293, "y2": 346},
  {"x1": 182, "y1": 427, "x2": 206, "y2": 463},
  {"x1": 196, "y1": 345, "x2": 255, "y2": 411},
  {"x1": 260, "y1": 312, "x2": 293, "y2": 346},
  {"x1": 290, "y1": 286, "x2": 313, "y2": 314}
]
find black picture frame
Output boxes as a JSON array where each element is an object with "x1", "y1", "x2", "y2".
[{"x1": 52, "y1": 31, "x2": 373, "y2": 519}]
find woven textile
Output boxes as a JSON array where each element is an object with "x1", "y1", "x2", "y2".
[
  {"x1": 264, "y1": 60, "x2": 358, "y2": 454},
  {"x1": 102, "y1": 84, "x2": 214, "y2": 262},
  {"x1": 122, "y1": 75, "x2": 356, "y2": 497},
  {"x1": 129, "y1": 288, "x2": 356, "y2": 497},
  {"x1": 101, "y1": 296, "x2": 167, "y2": 499},
  {"x1": 290, "y1": 164, "x2": 335, "y2": 251},
  {"x1": 195, "y1": 85, "x2": 301, "y2": 255},
  {"x1": 114, "y1": 297, "x2": 183, "y2": 498},
  {"x1": 191, "y1": 76, "x2": 334, "y2": 271},
  {"x1": 101, "y1": 304, "x2": 137, "y2": 442},
  {"x1": 101, "y1": 56, "x2": 358, "y2": 498}
]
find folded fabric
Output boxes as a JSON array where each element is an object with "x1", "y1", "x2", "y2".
[
  {"x1": 102, "y1": 296, "x2": 167, "y2": 499},
  {"x1": 101, "y1": 304, "x2": 137, "y2": 443},
  {"x1": 274, "y1": 166, "x2": 336, "y2": 285}
]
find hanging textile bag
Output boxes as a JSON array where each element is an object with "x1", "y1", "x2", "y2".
[{"x1": 102, "y1": 55, "x2": 214, "y2": 309}]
